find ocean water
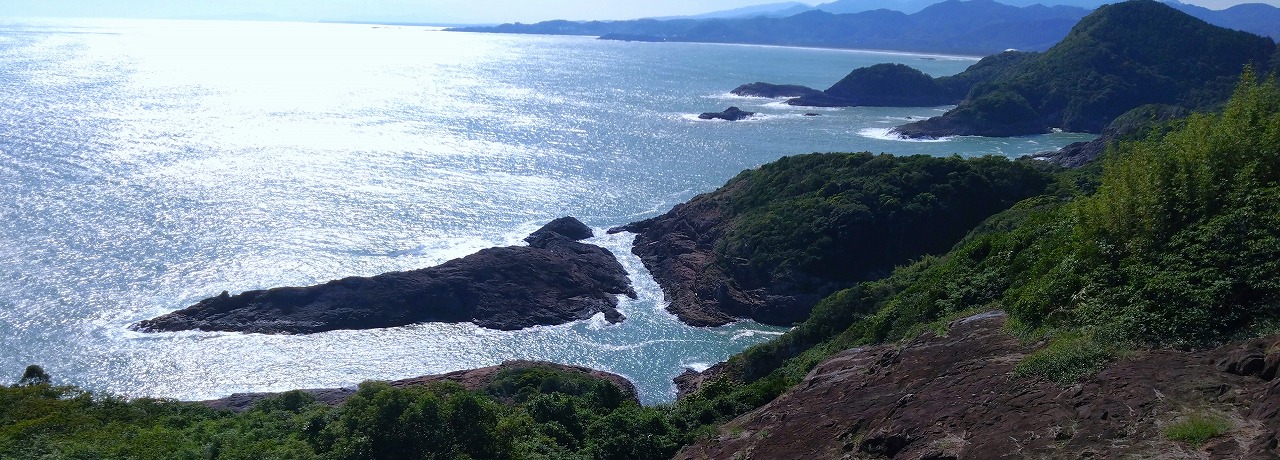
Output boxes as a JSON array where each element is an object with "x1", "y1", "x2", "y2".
[{"x1": 0, "y1": 18, "x2": 1093, "y2": 404}]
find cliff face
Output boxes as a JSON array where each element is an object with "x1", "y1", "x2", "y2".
[
  {"x1": 677, "y1": 311, "x2": 1280, "y2": 459},
  {"x1": 612, "y1": 153, "x2": 1048, "y2": 327}
]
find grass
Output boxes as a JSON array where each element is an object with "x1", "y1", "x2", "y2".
[
  {"x1": 1164, "y1": 412, "x2": 1232, "y2": 446},
  {"x1": 1012, "y1": 332, "x2": 1118, "y2": 384}
]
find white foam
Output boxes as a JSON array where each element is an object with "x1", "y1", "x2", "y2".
[
  {"x1": 708, "y1": 91, "x2": 782, "y2": 101},
  {"x1": 761, "y1": 100, "x2": 840, "y2": 111},
  {"x1": 731, "y1": 329, "x2": 787, "y2": 341},
  {"x1": 683, "y1": 362, "x2": 712, "y2": 372},
  {"x1": 857, "y1": 127, "x2": 951, "y2": 143},
  {"x1": 583, "y1": 311, "x2": 615, "y2": 330},
  {"x1": 680, "y1": 112, "x2": 779, "y2": 123}
]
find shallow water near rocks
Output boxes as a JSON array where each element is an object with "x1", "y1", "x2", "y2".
[{"x1": 0, "y1": 18, "x2": 1093, "y2": 404}]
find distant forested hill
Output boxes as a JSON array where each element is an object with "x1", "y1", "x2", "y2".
[{"x1": 894, "y1": 0, "x2": 1276, "y2": 137}]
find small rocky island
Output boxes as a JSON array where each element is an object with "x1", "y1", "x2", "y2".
[
  {"x1": 730, "y1": 63, "x2": 961, "y2": 108},
  {"x1": 698, "y1": 106, "x2": 756, "y2": 121},
  {"x1": 134, "y1": 217, "x2": 636, "y2": 334}
]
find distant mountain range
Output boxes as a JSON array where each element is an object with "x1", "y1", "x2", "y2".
[{"x1": 449, "y1": 0, "x2": 1280, "y2": 55}]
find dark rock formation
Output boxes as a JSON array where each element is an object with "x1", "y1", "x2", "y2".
[
  {"x1": 698, "y1": 106, "x2": 757, "y2": 121},
  {"x1": 525, "y1": 216, "x2": 594, "y2": 243},
  {"x1": 673, "y1": 361, "x2": 733, "y2": 400},
  {"x1": 134, "y1": 219, "x2": 636, "y2": 334},
  {"x1": 1027, "y1": 104, "x2": 1188, "y2": 168},
  {"x1": 729, "y1": 82, "x2": 821, "y2": 98},
  {"x1": 609, "y1": 153, "x2": 1048, "y2": 327},
  {"x1": 202, "y1": 360, "x2": 638, "y2": 412},
  {"x1": 676, "y1": 311, "x2": 1280, "y2": 459},
  {"x1": 608, "y1": 188, "x2": 833, "y2": 327},
  {"x1": 789, "y1": 63, "x2": 960, "y2": 107},
  {"x1": 609, "y1": 184, "x2": 785, "y2": 327},
  {"x1": 735, "y1": 64, "x2": 962, "y2": 109}
]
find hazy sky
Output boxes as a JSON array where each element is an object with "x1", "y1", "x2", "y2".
[{"x1": 5, "y1": 0, "x2": 1276, "y2": 24}]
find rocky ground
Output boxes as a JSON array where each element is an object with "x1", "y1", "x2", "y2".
[
  {"x1": 675, "y1": 311, "x2": 1280, "y2": 459},
  {"x1": 609, "y1": 181, "x2": 836, "y2": 327},
  {"x1": 135, "y1": 217, "x2": 636, "y2": 333}
]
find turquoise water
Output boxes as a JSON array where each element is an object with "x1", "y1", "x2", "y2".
[{"x1": 0, "y1": 18, "x2": 1093, "y2": 404}]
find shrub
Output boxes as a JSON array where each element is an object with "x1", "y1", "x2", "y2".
[{"x1": 1164, "y1": 412, "x2": 1232, "y2": 446}]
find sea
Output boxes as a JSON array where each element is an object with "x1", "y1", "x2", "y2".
[{"x1": 0, "y1": 18, "x2": 1094, "y2": 404}]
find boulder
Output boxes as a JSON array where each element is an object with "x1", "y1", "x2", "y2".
[
  {"x1": 698, "y1": 106, "x2": 757, "y2": 121},
  {"x1": 525, "y1": 216, "x2": 594, "y2": 243}
]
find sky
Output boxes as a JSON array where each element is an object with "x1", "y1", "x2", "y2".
[{"x1": 4, "y1": 0, "x2": 1277, "y2": 24}]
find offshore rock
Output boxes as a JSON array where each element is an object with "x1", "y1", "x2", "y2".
[
  {"x1": 698, "y1": 106, "x2": 757, "y2": 121},
  {"x1": 729, "y1": 82, "x2": 822, "y2": 98},
  {"x1": 134, "y1": 218, "x2": 635, "y2": 334},
  {"x1": 525, "y1": 215, "x2": 594, "y2": 243},
  {"x1": 677, "y1": 311, "x2": 1280, "y2": 459}
]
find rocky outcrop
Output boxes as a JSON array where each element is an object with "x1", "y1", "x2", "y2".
[
  {"x1": 676, "y1": 311, "x2": 1280, "y2": 459},
  {"x1": 611, "y1": 181, "x2": 814, "y2": 327},
  {"x1": 698, "y1": 106, "x2": 757, "y2": 121},
  {"x1": 1027, "y1": 104, "x2": 1189, "y2": 168},
  {"x1": 609, "y1": 184, "x2": 839, "y2": 327},
  {"x1": 789, "y1": 63, "x2": 960, "y2": 108},
  {"x1": 729, "y1": 82, "x2": 821, "y2": 98},
  {"x1": 525, "y1": 216, "x2": 594, "y2": 243},
  {"x1": 731, "y1": 64, "x2": 961, "y2": 109},
  {"x1": 202, "y1": 360, "x2": 639, "y2": 412},
  {"x1": 134, "y1": 217, "x2": 636, "y2": 334}
]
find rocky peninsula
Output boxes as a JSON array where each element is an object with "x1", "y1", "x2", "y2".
[
  {"x1": 610, "y1": 153, "x2": 1049, "y2": 327},
  {"x1": 134, "y1": 217, "x2": 636, "y2": 334}
]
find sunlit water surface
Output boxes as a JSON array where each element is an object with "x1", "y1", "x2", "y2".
[{"x1": 0, "y1": 18, "x2": 1093, "y2": 404}]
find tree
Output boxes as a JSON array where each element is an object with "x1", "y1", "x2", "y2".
[{"x1": 16, "y1": 364, "x2": 50, "y2": 386}]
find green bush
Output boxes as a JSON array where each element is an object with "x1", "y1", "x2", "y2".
[{"x1": 1013, "y1": 333, "x2": 1117, "y2": 384}]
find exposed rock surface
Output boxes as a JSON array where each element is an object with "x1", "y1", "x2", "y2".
[
  {"x1": 729, "y1": 82, "x2": 821, "y2": 98},
  {"x1": 608, "y1": 181, "x2": 831, "y2": 327},
  {"x1": 698, "y1": 106, "x2": 757, "y2": 121},
  {"x1": 134, "y1": 218, "x2": 636, "y2": 334},
  {"x1": 202, "y1": 360, "x2": 638, "y2": 412},
  {"x1": 525, "y1": 216, "x2": 594, "y2": 243},
  {"x1": 1027, "y1": 104, "x2": 1188, "y2": 168},
  {"x1": 676, "y1": 311, "x2": 1280, "y2": 459}
]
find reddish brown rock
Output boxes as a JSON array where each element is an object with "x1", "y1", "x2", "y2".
[
  {"x1": 676, "y1": 311, "x2": 1280, "y2": 459},
  {"x1": 609, "y1": 181, "x2": 839, "y2": 327}
]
